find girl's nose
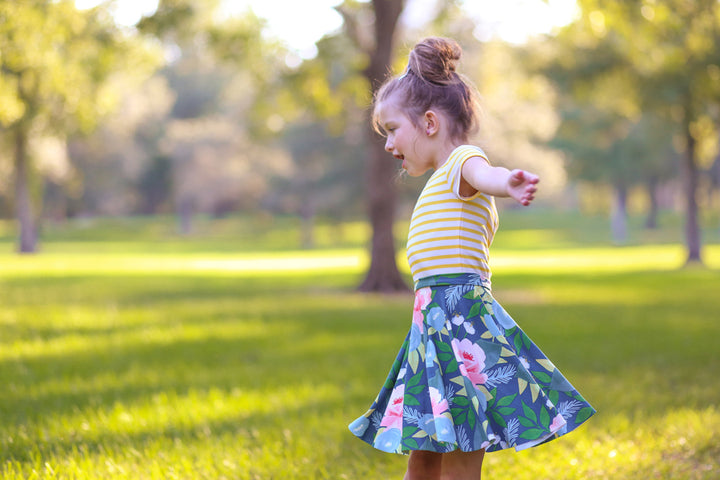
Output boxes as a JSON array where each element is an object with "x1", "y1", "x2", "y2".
[{"x1": 384, "y1": 138, "x2": 393, "y2": 152}]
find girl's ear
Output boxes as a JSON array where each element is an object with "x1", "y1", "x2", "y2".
[{"x1": 424, "y1": 110, "x2": 440, "y2": 136}]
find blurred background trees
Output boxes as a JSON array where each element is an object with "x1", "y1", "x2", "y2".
[
  {"x1": 538, "y1": 0, "x2": 720, "y2": 263},
  {"x1": 0, "y1": 0, "x2": 718, "y2": 286},
  {"x1": 0, "y1": 0, "x2": 158, "y2": 251}
]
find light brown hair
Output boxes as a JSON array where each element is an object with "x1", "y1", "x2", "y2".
[{"x1": 373, "y1": 37, "x2": 480, "y2": 142}]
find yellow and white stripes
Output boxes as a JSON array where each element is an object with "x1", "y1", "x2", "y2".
[{"x1": 407, "y1": 145, "x2": 499, "y2": 283}]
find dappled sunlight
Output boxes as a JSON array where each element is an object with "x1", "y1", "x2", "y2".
[
  {"x1": 492, "y1": 244, "x2": 711, "y2": 273},
  {"x1": 2, "y1": 382, "x2": 347, "y2": 478},
  {"x1": 0, "y1": 249, "x2": 370, "y2": 277},
  {"x1": 484, "y1": 407, "x2": 720, "y2": 479},
  {"x1": 1, "y1": 240, "x2": 719, "y2": 478},
  {"x1": 493, "y1": 228, "x2": 571, "y2": 249},
  {"x1": 1, "y1": 242, "x2": 718, "y2": 279}
]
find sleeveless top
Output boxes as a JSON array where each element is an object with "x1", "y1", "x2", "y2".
[{"x1": 406, "y1": 145, "x2": 499, "y2": 284}]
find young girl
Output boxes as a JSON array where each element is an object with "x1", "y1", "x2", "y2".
[{"x1": 349, "y1": 37, "x2": 595, "y2": 479}]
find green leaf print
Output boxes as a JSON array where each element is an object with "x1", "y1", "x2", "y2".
[
  {"x1": 576, "y1": 406, "x2": 594, "y2": 423},
  {"x1": 521, "y1": 401, "x2": 537, "y2": 423},
  {"x1": 453, "y1": 396, "x2": 470, "y2": 407},
  {"x1": 522, "y1": 331, "x2": 532, "y2": 349},
  {"x1": 437, "y1": 341, "x2": 452, "y2": 353},
  {"x1": 407, "y1": 371, "x2": 423, "y2": 388},
  {"x1": 497, "y1": 407, "x2": 516, "y2": 415},
  {"x1": 405, "y1": 426, "x2": 420, "y2": 437},
  {"x1": 450, "y1": 407, "x2": 464, "y2": 418},
  {"x1": 514, "y1": 334, "x2": 524, "y2": 354},
  {"x1": 496, "y1": 394, "x2": 517, "y2": 407},
  {"x1": 533, "y1": 371, "x2": 552, "y2": 384},
  {"x1": 518, "y1": 416, "x2": 536, "y2": 428},
  {"x1": 468, "y1": 302, "x2": 482, "y2": 319},
  {"x1": 490, "y1": 411, "x2": 507, "y2": 428},
  {"x1": 404, "y1": 394, "x2": 421, "y2": 406},
  {"x1": 486, "y1": 387, "x2": 498, "y2": 408},
  {"x1": 407, "y1": 384, "x2": 426, "y2": 395},
  {"x1": 548, "y1": 389, "x2": 559, "y2": 405},
  {"x1": 404, "y1": 438, "x2": 419, "y2": 450},
  {"x1": 467, "y1": 408, "x2": 477, "y2": 429},
  {"x1": 438, "y1": 352, "x2": 454, "y2": 362},
  {"x1": 540, "y1": 406, "x2": 550, "y2": 428},
  {"x1": 519, "y1": 428, "x2": 546, "y2": 441}
]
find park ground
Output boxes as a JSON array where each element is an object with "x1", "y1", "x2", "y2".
[{"x1": 0, "y1": 210, "x2": 719, "y2": 479}]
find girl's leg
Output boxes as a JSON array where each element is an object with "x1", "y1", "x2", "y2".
[
  {"x1": 440, "y1": 449, "x2": 485, "y2": 480},
  {"x1": 404, "y1": 451, "x2": 442, "y2": 480}
]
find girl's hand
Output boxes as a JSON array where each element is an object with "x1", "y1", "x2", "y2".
[{"x1": 507, "y1": 169, "x2": 539, "y2": 206}]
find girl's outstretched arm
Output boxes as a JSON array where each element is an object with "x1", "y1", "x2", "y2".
[{"x1": 461, "y1": 156, "x2": 539, "y2": 206}]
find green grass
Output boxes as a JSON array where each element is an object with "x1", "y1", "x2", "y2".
[{"x1": 0, "y1": 212, "x2": 719, "y2": 479}]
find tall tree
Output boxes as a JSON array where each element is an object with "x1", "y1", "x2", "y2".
[
  {"x1": 543, "y1": 0, "x2": 720, "y2": 263},
  {"x1": 138, "y1": 0, "x2": 291, "y2": 231},
  {"x1": 339, "y1": 0, "x2": 408, "y2": 292},
  {"x1": 604, "y1": 0, "x2": 720, "y2": 263},
  {"x1": 0, "y1": 0, "x2": 156, "y2": 252}
]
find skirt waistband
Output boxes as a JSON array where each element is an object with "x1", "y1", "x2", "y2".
[{"x1": 415, "y1": 273, "x2": 491, "y2": 290}]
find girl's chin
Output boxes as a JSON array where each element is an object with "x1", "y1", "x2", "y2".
[{"x1": 404, "y1": 166, "x2": 427, "y2": 177}]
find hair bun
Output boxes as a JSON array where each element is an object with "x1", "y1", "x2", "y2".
[{"x1": 407, "y1": 37, "x2": 462, "y2": 85}]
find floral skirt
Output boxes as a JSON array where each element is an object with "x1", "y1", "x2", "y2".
[{"x1": 349, "y1": 273, "x2": 595, "y2": 454}]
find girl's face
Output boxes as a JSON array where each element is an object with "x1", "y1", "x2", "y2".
[{"x1": 375, "y1": 99, "x2": 433, "y2": 177}]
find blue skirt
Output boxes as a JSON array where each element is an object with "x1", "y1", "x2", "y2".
[{"x1": 349, "y1": 273, "x2": 595, "y2": 454}]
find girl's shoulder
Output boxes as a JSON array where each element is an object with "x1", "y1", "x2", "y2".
[
  {"x1": 458, "y1": 144, "x2": 489, "y2": 159},
  {"x1": 442, "y1": 145, "x2": 490, "y2": 173}
]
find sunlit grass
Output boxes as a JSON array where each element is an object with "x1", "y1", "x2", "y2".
[
  {"x1": 0, "y1": 214, "x2": 719, "y2": 478},
  {"x1": 1, "y1": 243, "x2": 718, "y2": 279}
]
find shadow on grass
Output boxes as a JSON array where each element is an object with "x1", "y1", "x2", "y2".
[{"x1": 1, "y1": 268, "x2": 719, "y2": 477}]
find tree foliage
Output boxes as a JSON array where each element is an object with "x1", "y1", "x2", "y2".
[
  {"x1": 539, "y1": 0, "x2": 720, "y2": 258},
  {"x1": 0, "y1": 0, "x2": 159, "y2": 251}
]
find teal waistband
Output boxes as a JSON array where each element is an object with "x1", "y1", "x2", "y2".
[{"x1": 415, "y1": 273, "x2": 491, "y2": 290}]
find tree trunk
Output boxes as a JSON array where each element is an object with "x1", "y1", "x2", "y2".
[
  {"x1": 14, "y1": 125, "x2": 38, "y2": 253},
  {"x1": 300, "y1": 198, "x2": 315, "y2": 249},
  {"x1": 359, "y1": 127, "x2": 408, "y2": 292},
  {"x1": 644, "y1": 176, "x2": 659, "y2": 229},
  {"x1": 682, "y1": 115, "x2": 703, "y2": 265},
  {"x1": 177, "y1": 196, "x2": 194, "y2": 235},
  {"x1": 709, "y1": 155, "x2": 720, "y2": 210},
  {"x1": 358, "y1": 0, "x2": 408, "y2": 292},
  {"x1": 610, "y1": 182, "x2": 627, "y2": 245}
]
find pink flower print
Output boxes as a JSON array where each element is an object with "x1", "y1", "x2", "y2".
[
  {"x1": 428, "y1": 387, "x2": 449, "y2": 417},
  {"x1": 412, "y1": 287, "x2": 432, "y2": 332},
  {"x1": 380, "y1": 384, "x2": 405, "y2": 430},
  {"x1": 416, "y1": 287, "x2": 432, "y2": 309},
  {"x1": 451, "y1": 338, "x2": 488, "y2": 386},
  {"x1": 550, "y1": 414, "x2": 566, "y2": 432}
]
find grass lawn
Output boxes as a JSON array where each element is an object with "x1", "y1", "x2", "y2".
[{"x1": 0, "y1": 212, "x2": 719, "y2": 479}]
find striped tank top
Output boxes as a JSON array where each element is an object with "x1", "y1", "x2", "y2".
[{"x1": 407, "y1": 145, "x2": 499, "y2": 284}]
